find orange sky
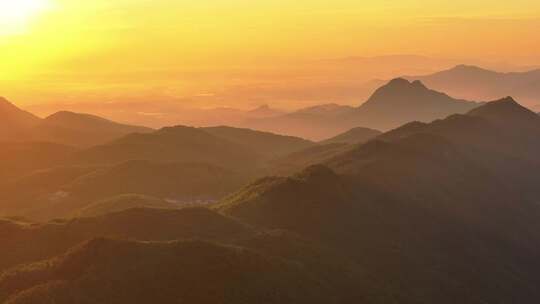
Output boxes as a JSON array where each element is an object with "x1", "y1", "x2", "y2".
[{"x1": 1, "y1": 0, "x2": 539, "y2": 108}]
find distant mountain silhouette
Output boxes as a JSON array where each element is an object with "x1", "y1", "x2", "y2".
[
  {"x1": 320, "y1": 127, "x2": 381, "y2": 145},
  {"x1": 295, "y1": 103, "x2": 355, "y2": 116},
  {"x1": 247, "y1": 104, "x2": 285, "y2": 118},
  {"x1": 30, "y1": 111, "x2": 153, "y2": 147},
  {"x1": 242, "y1": 104, "x2": 356, "y2": 140},
  {"x1": 0, "y1": 98, "x2": 152, "y2": 147},
  {"x1": 340, "y1": 78, "x2": 480, "y2": 130},
  {"x1": 408, "y1": 65, "x2": 540, "y2": 106},
  {"x1": 243, "y1": 79, "x2": 480, "y2": 139},
  {"x1": 0, "y1": 97, "x2": 40, "y2": 140}
]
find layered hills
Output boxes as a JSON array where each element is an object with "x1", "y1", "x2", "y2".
[
  {"x1": 219, "y1": 98, "x2": 540, "y2": 303},
  {"x1": 2, "y1": 90, "x2": 540, "y2": 303},
  {"x1": 244, "y1": 79, "x2": 480, "y2": 139},
  {"x1": 0, "y1": 98, "x2": 151, "y2": 147},
  {"x1": 408, "y1": 65, "x2": 540, "y2": 106}
]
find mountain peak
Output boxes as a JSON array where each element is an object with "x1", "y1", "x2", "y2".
[
  {"x1": 0, "y1": 96, "x2": 20, "y2": 110},
  {"x1": 362, "y1": 78, "x2": 452, "y2": 109},
  {"x1": 469, "y1": 96, "x2": 523, "y2": 114},
  {"x1": 0, "y1": 97, "x2": 41, "y2": 132},
  {"x1": 489, "y1": 96, "x2": 519, "y2": 105},
  {"x1": 46, "y1": 111, "x2": 109, "y2": 122},
  {"x1": 468, "y1": 97, "x2": 540, "y2": 126},
  {"x1": 374, "y1": 78, "x2": 431, "y2": 94},
  {"x1": 247, "y1": 104, "x2": 284, "y2": 118},
  {"x1": 387, "y1": 78, "x2": 410, "y2": 86},
  {"x1": 411, "y1": 79, "x2": 427, "y2": 88},
  {"x1": 446, "y1": 64, "x2": 498, "y2": 75}
]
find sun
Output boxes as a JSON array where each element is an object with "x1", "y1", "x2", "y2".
[{"x1": 0, "y1": 0, "x2": 51, "y2": 35}]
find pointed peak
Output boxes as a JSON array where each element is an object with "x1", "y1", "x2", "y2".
[
  {"x1": 382, "y1": 78, "x2": 429, "y2": 91},
  {"x1": 470, "y1": 96, "x2": 522, "y2": 113},
  {"x1": 411, "y1": 80, "x2": 427, "y2": 89},
  {"x1": 0, "y1": 97, "x2": 41, "y2": 128},
  {"x1": 0, "y1": 96, "x2": 17, "y2": 108},
  {"x1": 468, "y1": 97, "x2": 539, "y2": 124},
  {"x1": 491, "y1": 96, "x2": 519, "y2": 105},
  {"x1": 362, "y1": 78, "x2": 436, "y2": 108}
]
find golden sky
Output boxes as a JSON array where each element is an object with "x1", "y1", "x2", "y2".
[{"x1": 1, "y1": 0, "x2": 540, "y2": 107}]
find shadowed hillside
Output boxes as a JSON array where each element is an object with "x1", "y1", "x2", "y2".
[
  {"x1": 0, "y1": 237, "x2": 362, "y2": 304},
  {"x1": 269, "y1": 143, "x2": 353, "y2": 175},
  {"x1": 2, "y1": 94, "x2": 540, "y2": 303},
  {"x1": 219, "y1": 98, "x2": 540, "y2": 303},
  {"x1": 320, "y1": 127, "x2": 381, "y2": 145},
  {"x1": 202, "y1": 126, "x2": 315, "y2": 158},
  {"x1": 0, "y1": 143, "x2": 76, "y2": 184},
  {"x1": 0, "y1": 161, "x2": 250, "y2": 221},
  {"x1": 73, "y1": 126, "x2": 263, "y2": 169},
  {"x1": 0, "y1": 208, "x2": 252, "y2": 273}
]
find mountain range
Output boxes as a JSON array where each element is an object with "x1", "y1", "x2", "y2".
[
  {"x1": 2, "y1": 81, "x2": 540, "y2": 302},
  {"x1": 0, "y1": 119, "x2": 315, "y2": 220},
  {"x1": 218, "y1": 98, "x2": 540, "y2": 303},
  {"x1": 408, "y1": 65, "x2": 540, "y2": 108},
  {"x1": 242, "y1": 78, "x2": 480, "y2": 139},
  {"x1": 320, "y1": 127, "x2": 382, "y2": 145},
  {"x1": 0, "y1": 208, "x2": 362, "y2": 303},
  {"x1": 0, "y1": 97, "x2": 152, "y2": 147},
  {"x1": 19, "y1": 64, "x2": 540, "y2": 139},
  {"x1": 0, "y1": 97, "x2": 41, "y2": 140},
  {"x1": 18, "y1": 76, "x2": 484, "y2": 141}
]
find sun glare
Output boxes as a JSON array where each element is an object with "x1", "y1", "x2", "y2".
[{"x1": 0, "y1": 0, "x2": 51, "y2": 35}]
